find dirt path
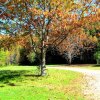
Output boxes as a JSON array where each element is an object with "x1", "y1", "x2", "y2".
[{"x1": 48, "y1": 67, "x2": 100, "y2": 100}]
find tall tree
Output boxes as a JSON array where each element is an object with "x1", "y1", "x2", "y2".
[
  {"x1": 58, "y1": 30, "x2": 97, "y2": 64},
  {"x1": 0, "y1": 0, "x2": 99, "y2": 75}
]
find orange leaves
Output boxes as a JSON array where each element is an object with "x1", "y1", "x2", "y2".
[
  {"x1": 70, "y1": 14, "x2": 78, "y2": 21},
  {"x1": 43, "y1": 10, "x2": 50, "y2": 17},
  {"x1": 90, "y1": 36, "x2": 98, "y2": 43},
  {"x1": 0, "y1": 34, "x2": 33, "y2": 50},
  {"x1": 7, "y1": 6, "x2": 14, "y2": 10},
  {"x1": 32, "y1": 36, "x2": 39, "y2": 43},
  {"x1": 29, "y1": 8, "x2": 50, "y2": 18},
  {"x1": 56, "y1": 9, "x2": 64, "y2": 18},
  {"x1": 58, "y1": 25, "x2": 98, "y2": 57},
  {"x1": 17, "y1": 35, "x2": 30, "y2": 48},
  {"x1": 0, "y1": 0, "x2": 99, "y2": 53},
  {"x1": 0, "y1": 0, "x2": 7, "y2": 3},
  {"x1": 0, "y1": 35, "x2": 16, "y2": 49},
  {"x1": 0, "y1": 35, "x2": 3, "y2": 39},
  {"x1": 98, "y1": 33, "x2": 100, "y2": 37},
  {"x1": 29, "y1": 8, "x2": 42, "y2": 15}
]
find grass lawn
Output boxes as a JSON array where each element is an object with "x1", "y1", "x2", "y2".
[
  {"x1": 0, "y1": 66, "x2": 84, "y2": 100},
  {"x1": 73, "y1": 65, "x2": 100, "y2": 70},
  {"x1": 84, "y1": 65, "x2": 100, "y2": 70}
]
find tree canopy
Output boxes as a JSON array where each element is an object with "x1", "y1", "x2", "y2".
[{"x1": 0, "y1": 0, "x2": 100, "y2": 75}]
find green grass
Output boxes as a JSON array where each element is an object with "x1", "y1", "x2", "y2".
[
  {"x1": 86, "y1": 65, "x2": 100, "y2": 70},
  {"x1": 0, "y1": 66, "x2": 84, "y2": 100},
  {"x1": 73, "y1": 65, "x2": 100, "y2": 70}
]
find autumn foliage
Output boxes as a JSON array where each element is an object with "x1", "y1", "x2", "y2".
[{"x1": 0, "y1": 0, "x2": 100, "y2": 75}]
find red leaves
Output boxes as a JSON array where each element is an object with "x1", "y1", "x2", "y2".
[{"x1": 0, "y1": 0, "x2": 7, "y2": 3}]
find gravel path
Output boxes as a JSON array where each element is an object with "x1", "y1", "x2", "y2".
[{"x1": 49, "y1": 67, "x2": 100, "y2": 100}]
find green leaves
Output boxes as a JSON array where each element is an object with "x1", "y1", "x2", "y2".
[
  {"x1": 0, "y1": 49, "x2": 8, "y2": 66},
  {"x1": 94, "y1": 51, "x2": 100, "y2": 59},
  {"x1": 27, "y1": 51, "x2": 36, "y2": 63}
]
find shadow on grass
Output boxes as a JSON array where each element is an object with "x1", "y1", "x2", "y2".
[
  {"x1": 92, "y1": 64, "x2": 100, "y2": 67},
  {"x1": 0, "y1": 70, "x2": 41, "y2": 86}
]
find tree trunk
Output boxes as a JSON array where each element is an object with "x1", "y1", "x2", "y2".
[
  {"x1": 40, "y1": 41, "x2": 46, "y2": 76},
  {"x1": 68, "y1": 53, "x2": 72, "y2": 65},
  {"x1": 69, "y1": 57, "x2": 72, "y2": 65}
]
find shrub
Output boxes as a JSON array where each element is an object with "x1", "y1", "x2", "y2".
[
  {"x1": 27, "y1": 51, "x2": 36, "y2": 63},
  {"x1": 0, "y1": 49, "x2": 8, "y2": 66},
  {"x1": 8, "y1": 46, "x2": 21, "y2": 65},
  {"x1": 94, "y1": 51, "x2": 100, "y2": 64},
  {"x1": 0, "y1": 45, "x2": 21, "y2": 66}
]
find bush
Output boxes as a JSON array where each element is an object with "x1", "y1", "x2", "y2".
[
  {"x1": 0, "y1": 49, "x2": 8, "y2": 66},
  {"x1": 94, "y1": 51, "x2": 100, "y2": 64},
  {"x1": 27, "y1": 51, "x2": 36, "y2": 63},
  {"x1": 9, "y1": 46, "x2": 20, "y2": 65},
  {"x1": 0, "y1": 45, "x2": 21, "y2": 66}
]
